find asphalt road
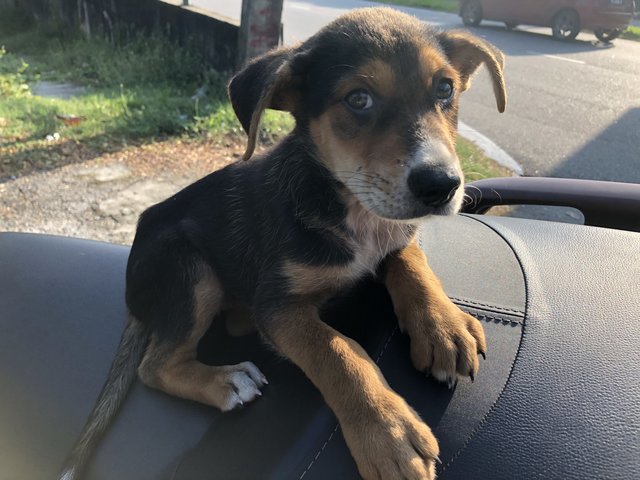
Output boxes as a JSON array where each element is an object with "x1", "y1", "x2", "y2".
[{"x1": 195, "y1": 0, "x2": 640, "y2": 184}]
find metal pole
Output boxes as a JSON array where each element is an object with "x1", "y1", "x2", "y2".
[{"x1": 237, "y1": 0, "x2": 284, "y2": 69}]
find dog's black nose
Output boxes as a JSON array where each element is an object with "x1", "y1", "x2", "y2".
[{"x1": 407, "y1": 166, "x2": 461, "y2": 206}]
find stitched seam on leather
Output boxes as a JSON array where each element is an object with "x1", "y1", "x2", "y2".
[
  {"x1": 298, "y1": 424, "x2": 339, "y2": 480},
  {"x1": 450, "y1": 296, "x2": 525, "y2": 316},
  {"x1": 467, "y1": 311, "x2": 523, "y2": 326},
  {"x1": 298, "y1": 325, "x2": 399, "y2": 479},
  {"x1": 442, "y1": 215, "x2": 531, "y2": 473},
  {"x1": 373, "y1": 325, "x2": 399, "y2": 363}
]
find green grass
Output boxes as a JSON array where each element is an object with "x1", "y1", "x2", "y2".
[
  {"x1": 621, "y1": 25, "x2": 640, "y2": 41},
  {"x1": 0, "y1": 8, "x2": 292, "y2": 146},
  {"x1": 372, "y1": 0, "x2": 458, "y2": 13},
  {"x1": 0, "y1": 6, "x2": 508, "y2": 181},
  {"x1": 456, "y1": 136, "x2": 511, "y2": 181}
]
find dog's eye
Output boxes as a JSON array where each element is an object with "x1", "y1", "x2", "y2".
[
  {"x1": 344, "y1": 89, "x2": 373, "y2": 111},
  {"x1": 434, "y1": 78, "x2": 454, "y2": 102}
]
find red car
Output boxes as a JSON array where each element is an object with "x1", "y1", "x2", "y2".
[{"x1": 459, "y1": 0, "x2": 635, "y2": 42}]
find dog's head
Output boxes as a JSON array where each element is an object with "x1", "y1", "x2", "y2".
[{"x1": 229, "y1": 7, "x2": 506, "y2": 220}]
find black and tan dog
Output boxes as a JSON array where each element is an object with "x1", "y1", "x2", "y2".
[{"x1": 60, "y1": 7, "x2": 505, "y2": 480}]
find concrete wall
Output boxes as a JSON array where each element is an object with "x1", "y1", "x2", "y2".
[{"x1": 9, "y1": 0, "x2": 239, "y2": 72}]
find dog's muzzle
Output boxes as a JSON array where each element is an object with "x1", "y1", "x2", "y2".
[{"x1": 407, "y1": 166, "x2": 461, "y2": 207}]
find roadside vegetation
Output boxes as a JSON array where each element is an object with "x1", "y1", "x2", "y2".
[
  {"x1": 373, "y1": 0, "x2": 457, "y2": 13},
  {"x1": 621, "y1": 25, "x2": 640, "y2": 41},
  {"x1": 0, "y1": 7, "x2": 508, "y2": 182}
]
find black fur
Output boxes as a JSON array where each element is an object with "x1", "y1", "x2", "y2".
[
  {"x1": 126, "y1": 132, "x2": 353, "y2": 326},
  {"x1": 229, "y1": 47, "x2": 296, "y2": 133}
]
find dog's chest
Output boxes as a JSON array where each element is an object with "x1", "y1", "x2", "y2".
[
  {"x1": 350, "y1": 220, "x2": 410, "y2": 274},
  {"x1": 284, "y1": 215, "x2": 414, "y2": 297}
]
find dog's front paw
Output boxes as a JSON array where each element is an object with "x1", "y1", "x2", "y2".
[
  {"x1": 343, "y1": 390, "x2": 439, "y2": 480},
  {"x1": 407, "y1": 306, "x2": 486, "y2": 388}
]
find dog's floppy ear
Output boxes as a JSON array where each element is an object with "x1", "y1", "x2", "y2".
[
  {"x1": 438, "y1": 30, "x2": 506, "y2": 113},
  {"x1": 229, "y1": 46, "x2": 302, "y2": 160}
]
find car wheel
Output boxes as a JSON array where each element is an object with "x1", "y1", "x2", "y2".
[
  {"x1": 552, "y1": 9, "x2": 580, "y2": 40},
  {"x1": 505, "y1": 22, "x2": 518, "y2": 31},
  {"x1": 461, "y1": 0, "x2": 482, "y2": 27},
  {"x1": 594, "y1": 28, "x2": 622, "y2": 42}
]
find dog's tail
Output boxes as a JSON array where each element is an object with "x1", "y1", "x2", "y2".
[{"x1": 58, "y1": 316, "x2": 149, "y2": 480}]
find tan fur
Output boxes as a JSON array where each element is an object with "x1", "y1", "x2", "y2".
[
  {"x1": 137, "y1": 268, "x2": 226, "y2": 405},
  {"x1": 419, "y1": 113, "x2": 458, "y2": 156},
  {"x1": 309, "y1": 77, "x2": 409, "y2": 172},
  {"x1": 383, "y1": 240, "x2": 487, "y2": 385},
  {"x1": 283, "y1": 261, "x2": 365, "y2": 298},
  {"x1": 283, "y1": 200, "x2": 414, "y2": 298},
  {"x1": 354, "y1": 59, "x2": 397, "y2": 100},
  {"x1": 306, "y1": 45, "x2": 474, "y2": 222},
  {"x1": 283, "y1": 42, "x2": 492, "y2": 462},
  {"x1": 442, "y1": 30, "x2": 507, "y2": 111},
  {"x1": 417, "y1": 46, "x2": 448, "y2": 91},
  {"x1": 264, "y1": 304, "x2": 440, "y2": 480},
  {"x1": 312, "y1": 60, "x2": 406, "y2": 172},
  {"x1": 137, "y1": 268, "x2": 266, "y2": 411}
]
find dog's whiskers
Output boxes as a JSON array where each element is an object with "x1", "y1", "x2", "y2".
[
  {"x1": 463, "y1": 184, "x2": 484, "y2": 210},
  {"x1": 343, "y1": 190, "x2": 379, "y2": 198},
  {"x1": 345, "y1": 182, "x2": 379, "y2": 191}
]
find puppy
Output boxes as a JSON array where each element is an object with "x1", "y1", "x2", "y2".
[{"x1": 60, "y1": 7, "x2": 505, "y2": 480}]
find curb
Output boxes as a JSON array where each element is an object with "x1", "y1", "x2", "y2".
[{"x1": 458, "y1": 121, "x2": 523, "y2": 176}]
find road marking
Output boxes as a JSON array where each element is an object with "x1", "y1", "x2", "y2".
[
  {"x1": 526, "y1": 51, "x2": 586, "y2": 64},
  {"x1": 288, "y1": 3, "x2": 312, "y2": 10},
  {"x1": 459, "y1": 122, "x2": 523, "y2": 175}
]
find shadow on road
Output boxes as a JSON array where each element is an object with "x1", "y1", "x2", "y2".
[
  {"x1": 551, "y1": 108, "x2": 640, "y2": 182},
  {"x1": 500, "y1": 108, "x2": 640, "y2": 224},
  {"x1": 466, "y1": 23, "x2": 617, "y2": 55}
]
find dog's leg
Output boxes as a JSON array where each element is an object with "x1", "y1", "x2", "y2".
[
  {"x1": 259, "y1": 303, "x2": 439, "y2": 480},
  {"x1": 137, "y1": 268, "x2": 267, "y2": 411},
  {"x1": 383, "y1": 240, "x2": 487, "y2": 387}
]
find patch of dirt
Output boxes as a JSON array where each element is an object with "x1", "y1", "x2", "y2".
[
  {"x1": 0, "y1": 138, "x2": 102, "y2": 181},
  {"x1": 0, "y1": 137, "x2": 249, "y2": 245}
]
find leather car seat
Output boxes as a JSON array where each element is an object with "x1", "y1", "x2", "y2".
[{"x1": 1, "y1": 213, "x2": 638, "y2": 479}]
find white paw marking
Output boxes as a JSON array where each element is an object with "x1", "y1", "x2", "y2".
[
  {"x1": 221, "y1": 361, "x2": 267, "y2": 412},
  {"x1": 431, "y1": 369, "x2": 457, "y2": 389}
]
